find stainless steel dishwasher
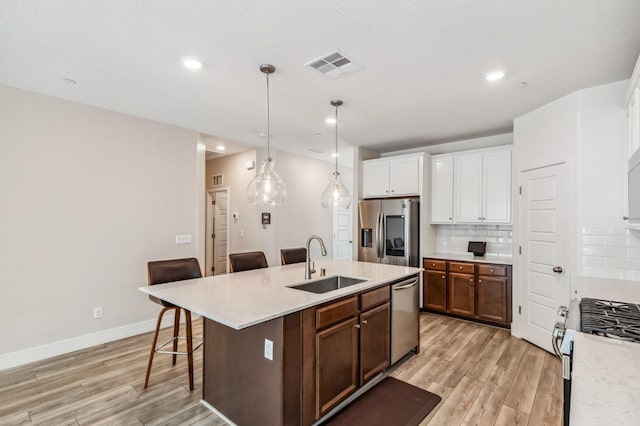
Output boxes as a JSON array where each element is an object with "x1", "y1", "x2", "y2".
[{"x1": 390, "y1": 274, "x2": 420, "y2": 364}]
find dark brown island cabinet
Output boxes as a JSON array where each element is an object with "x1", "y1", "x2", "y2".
[
  {"x1": 203, "y1": 280, "x2": 405, "y2": 425},
  {"x1": 423, "y1": 258, "x2": 512, "y2": 327}
]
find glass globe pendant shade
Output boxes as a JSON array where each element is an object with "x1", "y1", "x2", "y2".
[
  {"x1": 321, "y1": 171, "x2": 351, "y2": 209},
  {"x1": 246, "y1": 157, "x2": 286, "y2": 205}
]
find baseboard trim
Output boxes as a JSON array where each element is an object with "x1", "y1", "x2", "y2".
[
  {"x1": 0, "y1": 315, "x2": 179, "y2": 372},
  {"x1": 201, "y1": 399, "x2": 237, "y2": 426}
]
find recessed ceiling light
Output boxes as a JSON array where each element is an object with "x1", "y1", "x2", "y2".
[
  {"x1": 332, "y1": 152, "x2": 339, "y2": 158},
  {"x1": 515, "y1": 81, "x2": 528, "y2": 89},
  {"x1": 216, "y1": 145, "x2": 226, "y2": 151},
  {"x1": 61, "y1": 78, "x2": 77, "y2": 85},
  {"x1": 314, "y1": 133, "x2": 322, "y2": 137},
  {"x1": 485, "y1": 70, "x2": 505, "y2": 81},
  {"x1": 325, "y1": 117, "x2": 337, "y2": 124},
  {"x1": 182, "y1": 58, "x2": 203, "y2": 70},
  {"x1": 259, "y1": 132, "x2": 267, "y2": 138}
]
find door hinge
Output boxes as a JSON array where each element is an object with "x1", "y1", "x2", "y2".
[
  {"x1": 518, "y1": 305, "x2": 522, "y2": 315},
  {"x1": 519, "y1": 186, "x2": 522, "y2": 195},
  {"x1": 212, "y1": 200, "x2": 216, "y2": 205},
  {"x1": 211, "y1": 266, "x2": 215, "y2": 272},
  {"x1": 211, "y1": 233, "x2": 214, "y2": 238},
  {"x1": 518, "y1": 246, "x2": 522, "y2": 255}
]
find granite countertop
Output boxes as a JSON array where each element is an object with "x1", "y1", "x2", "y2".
[
  {"x1": 423, "y1": 252, "x2": 513, "y2": 265},
  {"x1": 570, "y1": 332, "x2": 640, "y2": 425},
  {"x1": 139, "y1": 259, "x2": 422, "y2": 330}
]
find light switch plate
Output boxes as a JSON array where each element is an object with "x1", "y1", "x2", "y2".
[
  {"x1": 175, "y1": 235, "x2": 192, "y2": 245},
  {"x1": 264, "y1": 339, "x2": 273, "y2": 360}
]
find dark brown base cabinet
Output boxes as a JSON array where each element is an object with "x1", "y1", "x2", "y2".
[
  {"x1": 423, "y1": 258, "x2": 512, "y2": 327},
  {"x1": 203, "y1": 283, "x2": 394, "y2": 426},
  {"x1": 314, "y1": 286, "x2": 391, "y2": 419}
]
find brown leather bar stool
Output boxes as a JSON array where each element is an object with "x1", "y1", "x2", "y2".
[
  {"x1": 145, "y1": 257, "x2": 203, "y2": 391},
  {"x1": 280, "y1": 247, "x2": 307, "y2": 265},
  {"x1": 228, "y1": 251, "x2": 268, "y2": 272}
]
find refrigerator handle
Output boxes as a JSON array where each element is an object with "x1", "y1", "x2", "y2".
[{"x1": 377, "y1": 211, "x2": 385, "y2": 259}]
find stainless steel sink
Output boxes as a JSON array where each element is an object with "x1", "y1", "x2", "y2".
[{"x1": 288, "y1": 276, "x2": 366, "y2": 294}]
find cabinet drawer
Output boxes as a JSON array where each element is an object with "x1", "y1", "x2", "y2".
[
  {"x1": 449, "y1": 262, "x2": 474, "y2": 274},
  {"x1": 478, "y1": 264, "x2": 507, "y2": 276},
  {"x1": 360, "y1": 286, "x2": 390, "y2": 311},
  {"x1": 316, "y1": 296, "x2": 359, "y2": 330},
  {"x1": 424, "y1": 259, "x2": 446, "y2": 271}
]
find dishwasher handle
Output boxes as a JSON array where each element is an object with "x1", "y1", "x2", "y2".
[{"x1": 393, "y1": 278, "x2": 418, "y2": 290}]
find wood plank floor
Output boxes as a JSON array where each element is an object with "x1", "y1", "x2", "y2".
[{"x1": 0, "y1": 313, "x2": 562, "y2": 425}]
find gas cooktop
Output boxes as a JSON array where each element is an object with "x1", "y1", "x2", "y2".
[{"x1": 580, "y1": 298, "x2": 640, "y2": 342}]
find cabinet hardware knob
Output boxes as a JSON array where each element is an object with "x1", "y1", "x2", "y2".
[
  {"x1": 442, "y1": 275, "x2": 445, "y2": 279},
  {"x1": 470, "y1": 279, "x2": 473, "y2": 282},
  {"x1": 459, "y1": 266, "x2": 463, "y2": 270},
  {"x1": 623, "y1": 216, "x2": 629, "y2": 220},
  {"x1": 479, "y1": 280, "x2": 482, "y2": 283},
  {"x1": 391, "y1": 189, "x2": 395, "y2": 192},
  {"x1": 432, "y1": 263, "x2": 436, "y2": 267},
  {"x1": 553, "y1": 266, "x2": 563, "y2": 273},
  {"x1": 490, "y1": 269, "x2": 494, "y2": 273},
  {"x1": 449, "y1": 217, "x2": 452, "y2": 221},
  {"x1": 355, "y1": 324, "x2": 361, "y2": 329},
  {"x1": 362, "y1": 320, "x2": 368, "y2": 325}
]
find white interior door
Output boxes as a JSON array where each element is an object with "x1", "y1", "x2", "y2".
[
  {"x1": 333, "y1": 206, "x2": 352, "y2": 260},
  {"x1": 205, "y1": 192, "x2": 215, "y2": 276},
  {"x1": 213, "y1": 190, "x2": 229, "y2": 275},
  {"x1": 519, "y1": 163, "x2": 569, "y2": 353}
]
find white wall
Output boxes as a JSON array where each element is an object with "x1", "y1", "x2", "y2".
[
  {"x1": 0, "y1": 85, "x2": 204, "y2": 369},
  {"x1": 575, "y1": 81, "x2": 638, "y2": 283},
  {"x1": 511, "y1": 79, "x2": 631, "y2": 336},
  {"x1": 206, "y1": 150, "x2": 353, "y2": 266}
]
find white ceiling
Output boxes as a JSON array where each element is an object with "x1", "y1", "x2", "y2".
[{"x1": 1, "y1": 0, "x2": 640, "y2": 160}]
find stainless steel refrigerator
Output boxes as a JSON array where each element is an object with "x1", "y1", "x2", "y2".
[{"x1": 358, "y1": 198, "x2": 419, "y2": 267}]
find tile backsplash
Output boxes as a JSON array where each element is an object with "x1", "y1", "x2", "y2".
[
  {"x1": 580, "y1": 227, "x2": 640, "y2": 281},
  {"x1": 436, "y1": 224, "x2": 513, "y2": 257}
]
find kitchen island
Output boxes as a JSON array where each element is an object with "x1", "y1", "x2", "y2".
[{"x1": 140, "y1": 259, "x2": 422, "y2": 425}]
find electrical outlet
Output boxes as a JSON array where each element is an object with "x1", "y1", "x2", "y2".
[
  {"x1": 93, "y1": 307, "x2": 103, "y2": 319},
  {"x1": 264, "y1": 339, "x2": 273, "y2": 360}
]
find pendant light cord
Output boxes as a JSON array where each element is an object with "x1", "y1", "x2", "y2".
[
  {"x1": 334, "y1": 104, "x2": 338, "y2": 174},
  {"x1": 266, "y1": 71, "x2": 271, "y2": 158}
]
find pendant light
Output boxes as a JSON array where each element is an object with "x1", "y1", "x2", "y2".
[
  {"x1": 321, "y1": 100, "x2": 351, "y2": 209},
  {"x1": 246, "y1": 64, "x2": 286, "y2": 205}
]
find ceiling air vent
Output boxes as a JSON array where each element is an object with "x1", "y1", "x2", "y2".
[
  {"x1": 305, "y1": 49, "x2": 363, "y2": 80},
  {"x1": 212, "y1": 174, "x2": 223, "y2": 187}
]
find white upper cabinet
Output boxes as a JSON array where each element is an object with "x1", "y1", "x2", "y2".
[
  {"x1": 432, "y1": 146, "x2": 512, "y2": 225},
  {"x1": 362, "y1": 155, "x2": 420, "y2": 198},
  {"x1": 482, "y1": 149, "x2": 512, "y2": 223},
  {"x1": 431, "y1": 157, "x2": 454, "y2": 223},
  {"x1": 454, "y1": 153, "x2": 484, "y2": 223}
]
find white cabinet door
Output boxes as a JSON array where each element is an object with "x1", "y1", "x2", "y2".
[
  {"x1": 389, "y1": 156, "x2": 419, "y2": 196},
  {"x1": 431, "y1": 157, "x2": 454, "y2": 223},
  {"x1": 362, "y1": 160, "x2": 390, "y2": 198},
  {"x1": 483, "y1": 150, "x2": 512, "y2": 223},
  {"x1": 455, "y1": 153, "x2": 483, "y2": 223}
]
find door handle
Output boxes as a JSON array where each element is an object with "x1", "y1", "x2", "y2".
[
  {"x1": 393, "y1": 281, "x2": 417, "y2": 290},
  {"x1": 553, "y1": 266, "x2": 563, "y2": 273}
]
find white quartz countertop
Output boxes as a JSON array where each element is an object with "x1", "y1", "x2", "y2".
[
  {"x1": 139, "y1": 259, "x2": 422, "y2": 330},
  {"x1": 570, "y1": 332, "x2": 640, "y2": 425},
  {"x1": 423, "y1": 252, "x2": 513, "y2": 265}
]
